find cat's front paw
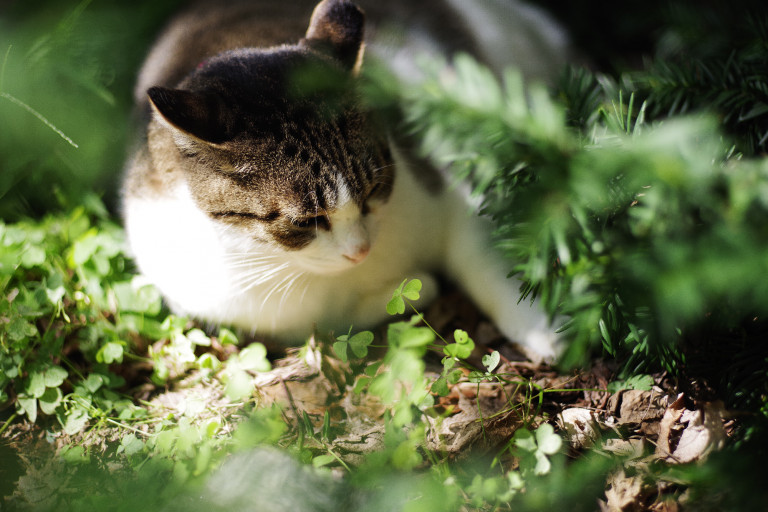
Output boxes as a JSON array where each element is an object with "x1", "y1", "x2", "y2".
[
  {"x1": 498, "y1": 311, "x2": 566, "y2": 365},
  {"x1": 514, "y1": 325, "x2": 564, "y2": 364}
]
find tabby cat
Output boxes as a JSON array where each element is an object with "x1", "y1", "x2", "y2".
[{"x1": 122, "y1": 0, "x2": 568, "y2": 361}]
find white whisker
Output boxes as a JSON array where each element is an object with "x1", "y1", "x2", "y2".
[
  {"x1": 236, "y1": 262, "x2": 291, "y2": 294},
  {"x1": 371, "y1": 163, "x2": 395, "y2": 173},
  {"x1": 260, "y1": 271, "x2": 296, "y2": 310},
  {"x1": 276, "y1": 272, "x2": 305, "y2": 312},
  {"x1": 223, "y1": 259, "x2": 282, "y2": 271},
  {"x1": 298, "y1": 276, "x2": 311, "y2": 305}
]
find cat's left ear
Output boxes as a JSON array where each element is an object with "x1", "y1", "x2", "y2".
[
  {"x1": 302, "y1": 0, "x2": 365, "y2": 74},
  {"x1": 147, "y1": 86, "x2": 234, "y2": 145}
]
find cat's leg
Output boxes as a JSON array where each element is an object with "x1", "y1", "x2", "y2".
[{"x1": 443, "y1": 204, "x2": 563, "y2": 363}]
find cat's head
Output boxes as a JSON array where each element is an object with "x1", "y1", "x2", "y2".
[{"x1": 147, "y1": 0, "x2": 394, "y2": 274}]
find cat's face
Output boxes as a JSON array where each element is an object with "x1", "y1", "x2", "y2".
[{"x1": 148, "y1": 1, "x2": 394, "y2": 274}]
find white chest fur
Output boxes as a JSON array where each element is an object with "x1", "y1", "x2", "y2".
[{"x1": 124, "y1": 152, "x2": 442, "y2": 337}]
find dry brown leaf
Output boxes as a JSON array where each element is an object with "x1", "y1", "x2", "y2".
[
  {"x1": 655, "y1": 395, "x2": 727, "y2": 463},
  {"x1": 331, "y1": 424, "x2": 386, "y2": 465},
  {"x1": 254, "y1": 343, "x2": 339, "y2": 417},
  {"x1": 425, "y1": 381, "x2": 527, "y2": 454},
  {"x1": 602, "y1": 438, "x2": 647, "y2": 460},
  {"x1": 559, "y1": 407, "x2": 601, "y2": 449},
  {"x1": 604, "y1": 469, "x2": 644, "y2": 511},
  {"x1": 612, "y1": 389, "x2": 668, "y2": 426}
]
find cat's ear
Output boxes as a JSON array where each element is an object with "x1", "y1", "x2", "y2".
[
  {"x1": 147, "y1": 86, "x2": 233, "y2": 144},
  {"x1": 302, "y1": 0, "x2": 365, "y2": 73}
]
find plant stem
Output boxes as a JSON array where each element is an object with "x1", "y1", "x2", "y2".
[{"x1": 0, "y1": 412, "x2": 18, "y2": 437}]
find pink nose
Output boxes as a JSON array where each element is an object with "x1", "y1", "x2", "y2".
[{"x1": 343, "y1": 245, "x2": 370, "y2": 264}]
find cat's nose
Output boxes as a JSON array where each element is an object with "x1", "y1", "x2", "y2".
[{"x1": 343, "y1": 244, "x2": 370, "y2": 264}]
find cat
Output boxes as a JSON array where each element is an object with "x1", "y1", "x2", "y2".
[{"x1": 122, "y1": 0, "x2": 568, "y2": 362}]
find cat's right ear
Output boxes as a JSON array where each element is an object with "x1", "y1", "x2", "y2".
[
  {"x1": 302, "y1": 0, "x2": 365, "y2": 73},
  {"x1": 147, "y1": 86, "x2": 233, "y2": 145}
]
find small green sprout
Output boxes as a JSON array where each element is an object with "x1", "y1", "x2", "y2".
[{"x1": 386, "y1": 278, "x2": 422, "y2": 315}]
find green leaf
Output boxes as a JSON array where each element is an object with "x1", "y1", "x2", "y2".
[
  {"x1": 113, "y1": 279, "x2": 162, "y2": 315},
  {"x1": 508, "y1": 471, "x2": 524, "y2": 491},
  {"x1": 312, "y1": 454, "x2": 337, "y2": 468},
  {"x1": 533, "y1": 451, "x2": 552, "y2": 475},
  {"x1": 96, "y1": 341, "x2": 124, "y2": 364},
  {"x1": 535, "y1": 423, "x2": 562, "y2": 455},
  {"x1": 186, "y1": 328, "x2": 211, "y2": 347},
  {"x1": 607, "y1": 374, "x2": 655, "y2": 393},
  {"x1": 238, "y1": 343, "x2": 270, "y2": 372},
  {"x1": 61, "y1": 445, "x2": 90, "y2": 465},
  {"x1": 454, "y1": 329, "x2": 470, "y2": 345},
  {"x1": 364, "y1": 361, "x2": 382, "y2": 377},
  {"x1": 82, "y1": 373, "x2": 106, "y2": 393},
  {"x1": 333, "y1": 340, "x2": 349, "y2": 363},
  {"x1": 45, "y1": 274, "x2": 66, "y2": 304},
  {"x1": 392, "y1": 439, "x2": 422, "y2": 470},
  {"x1": 431, "y1": 376, "x2": 449, "y2": 396},
  {"x1": 20, "y1": 245, "x2": 46, "y2": 268},
  {"x1": 386, "y1": 278, "x2": 415, "y2": 315},
  {"x1": 322, "y1": 410, "x2": 331, "y2": 440},
  {"x1": 197, "y1": 353, "x2": 221, "y2": 371},
  {"x1": 513, "y1": 428, "x2": 537, "y2": 452},
  {"x1": 401, "y1": 279, "x2": 422, "y2": 300},
  {"x1": 482, "y1": 351, "x2": 500, "y2": 373},
  {"x1": 353, "y1": 375, "x2": 370, "y2": 394},
  {"x1": 369, "y1": 373, "x2": 396, "y2": 404},
  {"x1": 386, "y1": 295, "x2": 405, "y2": 316},
  {"x1": 225, "y1": 369, "x2": 254, "y2": 401},
  {"x1": 349, "y1": 331, "x2": 374, "y2": 358},
  {"x1": 119, "y1": 433, "x2": 146, "y2": 456},
  {"x1": 204, "y1": 419, "x2": 221, "y2": 439},
  {"x1": 42, "y1": 365, "x2": 67, "y2": 388},
  {"x1": 62, "y1": 407, "x2": 90, "y2": 435},
  {"x1": 444, "y1": 342, "x2": 472, "y2": 360},
  {"x1": 7, "y1": 317, "x2": 38, "y2": 342},
  {"x1": 468, "y1": 370, "x2": 485, "y2": 383},
  {"x1": 398, "y1": 326, "x2": 435, "y2": 349},
  {"x1": 447, "y1": 368, "x2": 464, "y2": 384},
  {"x1": 17, "y1": 395, "x2": 37, "y2": 423},
  {"x1": 443, "y1": 330, "x2": 475, "y2": 360},
  {"x1": 39, "y1": 386, "x2": 62, "y2": 415},
  {"x1": 218, "y1": 327, "x2": 239, "y2": 345},
  {"x1": 24, "y1": 371, "x2": 46, "y2": 398}
]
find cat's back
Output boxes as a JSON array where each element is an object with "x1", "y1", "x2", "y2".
[
  {"x1": 135, "y1": 0, "x2": 567, "y2": 106},
  {"x1": 134, "y1": 1, "x2": 316, "y2": 106}
]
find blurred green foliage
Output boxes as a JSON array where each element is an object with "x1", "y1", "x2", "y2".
[{"x1": 0, "y1": 0, "x2": 181, "y2": 220}]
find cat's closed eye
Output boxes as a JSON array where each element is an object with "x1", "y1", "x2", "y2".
[
  {"x1": 210, "y1": 211, "x2": 280, "y2": 222},
  {"x1": 291, "y1": 214, "x2": 331, "y2": 231}
]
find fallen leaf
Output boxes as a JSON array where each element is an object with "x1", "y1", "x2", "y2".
[
  {"x1": 656, "y1": 395, "x2": 727, "y2": 463},
  {"x1": 604, "y1": 469, "x2": 643, "y2": 511},
  {"x1": 559, "y1": 407, "x2": 601, "y2": 449},
  {"x1": 602, "y1": 437, "x2": 647, "y2": 460}
]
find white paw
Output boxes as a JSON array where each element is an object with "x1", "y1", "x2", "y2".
[{"x1": 516, "y1": 325, "x2": 564, "y2": 364}]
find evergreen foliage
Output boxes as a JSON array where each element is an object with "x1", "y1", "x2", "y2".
[{"x1": 398, "y1": 55, "x2": 768, "y2": 379}]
